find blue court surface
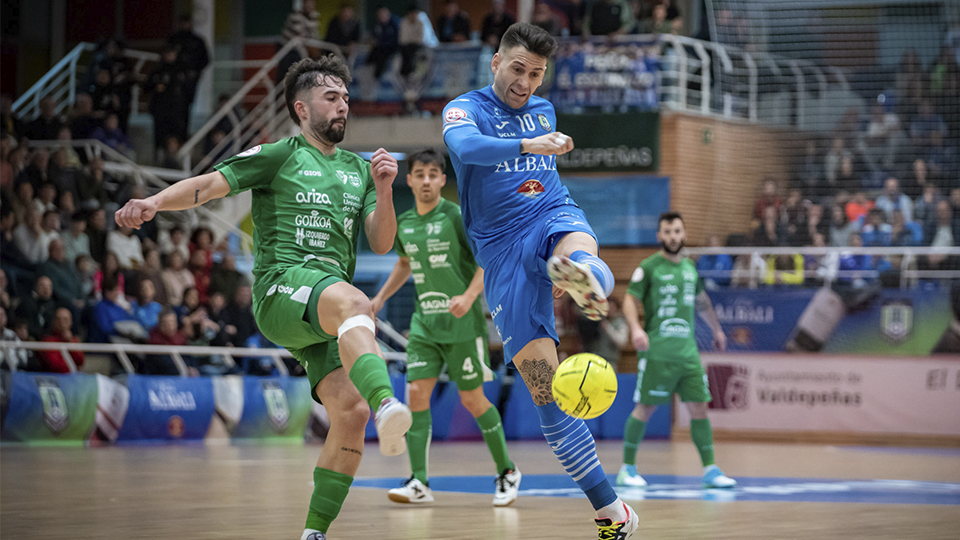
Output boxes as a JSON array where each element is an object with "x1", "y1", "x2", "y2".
[{"x1": 353, "y1": 474, "x2": 960, "y2": 505}]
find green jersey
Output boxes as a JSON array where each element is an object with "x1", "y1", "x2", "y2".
[
  {"x1": 626, "y1": 252, "x2": 704, "y2": 362},
  {"x1": 395, "y1": 198, "x2": 486, "y2": 344},
  {"x1": 214, "y1": 136, "x2": 377, "y2": 301}
]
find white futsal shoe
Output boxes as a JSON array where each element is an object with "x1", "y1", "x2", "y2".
[
  {"x1": 301, "y1": 530, "x2": 325, "y2": 540},
  {"x1": 375, "y1": 397, "x2": 412, "y2": 457},
  {"x1": 547, "y1": 256, "x2": 609, "y2": 320},
  {"x1": 388, "y1": 477, "x2": 435, "y2": 504},
  {"x1": 493, "y1": 468, "x2": 522, "y2": 507},
  {"x1": 703, "y1": 465, "x2": 737, "y2": 489},
  {"x1": 595, "y1": 502, "x2": 640, "y2": 540},
  {"x1": 616, "y1": 464, "x2": 648, "y2": 488}
]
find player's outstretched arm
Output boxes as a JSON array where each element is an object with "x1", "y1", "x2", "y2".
[
  {"x1": 621, "y1": 292, "x2": 649, "y2": 351},
  {"x1": 444, "y1": 118, "x2": 573, "y2": 166},
  {"x1": 449, "y1": 267, "x2": 484, "y2": 318},
  {"x1": 370, "y1": 257, "x2": 412, "y2": 314},
  {"x1": 364, "y1": 148, "x2": 398, "y2": 255},
  {"x1": 695, "y1": 290, "x2": 727, "y2": 351},
  {"x1": 115, "y1": 171, "x2": 230, "y2": 229}
]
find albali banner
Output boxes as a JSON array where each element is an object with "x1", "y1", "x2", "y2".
[
  {"x1": 695, "y1": 287, "x2": 958, "y2": 355},
  {"x1": 555, "y1": 112, "x2": 659, "y2": 173},
  {"x1": 550, "y1": 37, "x2": 660, "y2": 112},
  {"x1": 676, "y1": 354, "x2": 960, "y2": 437},
  {"x1": 116, "y1": 375, "x2": 216, "y2": 441},
  {"x1": 563, "y1": 175, "x2": 669, "y2": 245}
]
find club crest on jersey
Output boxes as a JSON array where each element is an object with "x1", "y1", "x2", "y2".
[
  {"x1": 335, "y1": 170, "x2": 362, "y2": 188},
  {"x1": 237, "y1": 145, "x2": 261, "y2": 157},
  {"x1": 517, "y1": 179, "x2": 545, "y2": 199},
  {"x1": 445, "y1": 108, "x2": 467, "y2": 123},
  {"x1": 537, "y1": 113, "x2": 551, "y2": 131}
]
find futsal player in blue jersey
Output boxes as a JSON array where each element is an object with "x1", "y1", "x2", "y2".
[{"x1": 442, "y1": 23, "x2": 639, "y2": 540}]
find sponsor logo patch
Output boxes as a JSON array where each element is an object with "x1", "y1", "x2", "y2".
[
  {"x1": 537, "y1": 113, "x2": 551, "y2": 131},
  {"x1": 445, "y1": 107, "x2": 467, "y2": 123},
  {"x1": 237, "y1": 145, "x2": 261, "y2": 157},
  {"x1": 517, "y1": 179, "x2": 545, "y2": 199}
]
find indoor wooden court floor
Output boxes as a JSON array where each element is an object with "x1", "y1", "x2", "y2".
[{"x1": 2, "y1": 439, "x2": 959, "y2": 539}]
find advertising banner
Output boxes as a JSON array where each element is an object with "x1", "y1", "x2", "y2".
[
  {"x1": 562, "y1": 176, "x2": 669, "y2": 246},
  {"x1": 556, "y1": 113, "x2": 660, "y2": 173},
  {"x1": 695, "y1": 289, "x2": 816, "y2": 352},
  {"x1": 228, "y1": 376, "x2": 312, "y2": 439},
  {"x1": 677, "y1": 354, "x2": 960, "y2": 437},
  {"x1": 116, "y1": 375, "x2": 215, "y2": 441},
  {"x1": 1, "y1": 372, "x2": 98, "y2": 443},
  {"x1": 550, "y1": 38, "x2": 660, "y2": 111}
]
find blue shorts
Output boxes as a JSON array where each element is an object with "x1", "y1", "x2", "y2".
[{"x1": 483, "y1": 205, "x2": 597, "y2": 363}]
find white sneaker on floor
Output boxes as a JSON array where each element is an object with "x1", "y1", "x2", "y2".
[
  {"x1": 616, "y1": 464, "x2": 648, "y2": 488},
  {"x1": 374, "y1": 397, "x2": 412, "y2": 457},
  {"x1": 387, "y1": 477, "x2": 434, "y2": 504},
  {"x1": 493, "y1": 468, "x2": 521, "y2": 507},
  {"x1": 547, "y1": 255, "x2": 609, "y2": 320},
  {"x1": 595, "y1": 502, "x2": 640, "y2": 539},
  {"x1": 703, "y1": 465, "x2": 736, "y2": 489},
  {"x1": 301, "y1": 530, "x2": 325, "y2": 540}
]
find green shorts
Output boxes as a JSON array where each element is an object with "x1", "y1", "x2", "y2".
[
  {"x1": 253, "y1": 265, "x2": 344, "y2": 403},
  {"x1": 632, "y1": 355, "x2": 711, "y2": 405},
  {"x1": 405, "y1": 333, "x2": 492, "y2": 391}
]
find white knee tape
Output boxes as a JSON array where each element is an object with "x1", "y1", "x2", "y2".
[{"x1": 337, "y1": 314, "x2": 376, "y2": 339}]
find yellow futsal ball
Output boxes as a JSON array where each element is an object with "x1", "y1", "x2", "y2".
[{"x1": 551, "y1": 353, "x2": 618, "y2": 419}]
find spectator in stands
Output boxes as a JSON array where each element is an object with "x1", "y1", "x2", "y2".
[
  {"x1": 845, "y1": 191, "x2": 873, "y2": 223},
  {"x1": 146, "y1": 45, "x2": 190, "y2": 156},
  {"x1": 923, "y1": 200, "x2": 959, "y2": 270},
  {"x1": 90, "y1": 273, "x2": 138, "y2": 343},
  {"x1": 763, "y1": 253, "x2": 804, "y2": 286},
  {"x1": 781, "y1": 188, "x2": 806, "y2": 242},
  {"x1": 15, "y1": 276, "x2": 60, "y2": 340},
  {"x1": 36, "y1": 183, "x2": 58, "y2": 214},
  {"x1": 753, "y1": 179, "x2": 782, "y2": 221},
  {"x1": 167, "y1": 13, "x2": 211, "y2": 124},
  {"x1": 925, "y1": 130, "x2": 957, "y2": 181},
  {"x1": 796, "y1": 140, "x2": 822, "y2": 200},
  {"x1": 583, "y1": 0, "x2": 632, "y2": 36},
  {"x1": 695, "y1": 234, "x2": 733, "y2": 288},
  {"x1": 325, "y1": 3, "x2": 362, "y2": 54},
  {"x1": 860, "y1": 208, "x2": 892, "y2": 247},
  {"x1": 7, "y1": 146, "x2": 29, "y2": 201},
  {"x1": 890, "y1": 210, "x2": 923, "y2": 247},
  {"x1": 909, "y1": 100, "x2": 946, "y2": 151},
  {"x1": 107, "y1": 225, "x2": 144, "y2": 270},
  {"x1": 86, "y1": 209, "x2": 109, "y2": 265},
  {"x1": 914, "y1": 184, "x2": 942, "y2": 231},
  {"x1": 189, "y1": 226, "x2": 217, "y2": 272},
  {"x1": 77, "y1": 157, "x2": 116, "y2": 212},
  {"x1": 91, "y1": 113, "x2": 134, "y2": 158},
  {"x1": 837, "y1": 232, "x2": 889, "y2": 288},
  {"x1": 93, "y1": 251, "x2": 124, "y2": 300},
  {"x1": 76, "y1": 254, "x2": 96, "y2": 301},
  {"x1": 805, "y1": 232, "x2": 837, "y2": 286},
  {"x1": 0, "y1": 206, "x2": 33, "y2": 287},
  {"x1": 159, "y1": 225, "x2": 190, "y2": 262},
  {"x1": 38, "y1": 307, "x2": 83, "y2": 373},
  {"x1": 189, "y1": 249, "x2": 211, "y2": 305},
  {"x1": 158, "y1": 136, "x2": 183, "y2": 169},
  {"x1": 130, "y1": 279, "x2": 162, "y2": 332},
  {"x1": 0, "y1": 137, "x2": 15, "y2": 190},
  {"x1": 639, "y1": 1, "x2": 675, "y2": 35},
  {"x1": 824, "y1": 137, "x2": 851, "y2": 188},
  {"x1": 39, "y1": 238, "x2": 84, "y2": 311},
  {"x1": 209, "y1": 253, "x2": 243, "y2": 301},
  {"x1": 137, "y1": 248, "x2": 168, "y2": 306},
  {"x1": 793, "y1": 203, "x2": 827, "y2": 247},
  {"x1": 161, "y1": 250, "x2": 194, "y2": 307},
  {"x1": 276, "y1": 0, "x2": 321, "y2": 85},
  {"x1": 481, "y1": 0, "x2": 516, "y2": 49},
  {"x1": 0, "y1": 306, "x2": 36, "y2": 371},
  {"x1": 53, "y1": 131, "x2": 84, "y2": 187},
  {"x1": 24, "y1": 97, "x2": 64, "y2": 141},
  {"x1": 436, "y1": 0, "x2": 471, "y2": 43},
  {"x1": 11, "y1": 181, "x2": 36, "y2": 224},
  {"x1": 902, "y1": 158, "x2": 931, "y2": 200},
  {"x1": 752, "y1": 206, "x2": 785, "y2": 246},
  {"x1": 875, "y1": 177, "x2": 913, "y2": 223},
  {"x1": 20, "y1": 148, "x2": 51, "y2": 192},
  {"x1": 857, "y1": 101, "x2": 903, "y2": 174},
  {"x1": 0, "y1": 269, "x2": 10, "y2": 311},
  {"x1": 147, "y1": 309, "x2": 188, "y2": 375},
  {"x1": 179, "y1": 286, "x2": 220, "y2": 345},
  {"x1": 14, "y1": 208, "x2": 55, "y2": 264},
  {"x1": 1, "y1": 94, "x2": 23, "y2": 140},
  {"x1": 219, "y1": 283, "x2": 257, "y2": 349},
  {"x1": 398, "y1": 5, "x2": 426, "y2": 80},
  {"x1": 532, "y1": 3, "x2": 563, "y2": 37},
  {"x1": 67, "y1": 93, "x2": 101, "y2": 141},
  {"x1": 86, "y1": 68, "x2": 122, "y2": 120},
  {"x1": 368, "y1": 7, "x2": 401, "y2": 80}
]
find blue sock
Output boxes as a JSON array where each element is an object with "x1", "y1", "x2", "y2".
[
  {"x1": 570, "y1": 250, "x2": 615, "y2": 297},
  {"x1": 537, "y1": 401, "x2": 618, "y2": 510}
]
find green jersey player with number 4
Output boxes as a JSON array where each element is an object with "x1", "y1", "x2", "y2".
[
  {"x1": 617, "y1": 211, "x2": 737, "y2": 490},
  {"x1": 115, "y1": 56, "x2": 412, "y2": 540},
  {"x1": 371, "y1": 149, "x2": 520, "y2": 507}
]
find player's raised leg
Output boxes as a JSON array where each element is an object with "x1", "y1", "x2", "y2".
[
  {"x1": 301, "y1": 367, "x2": 369, "y2": 540},
  {"x1": 685, "y1": 401, "x2": 736, "y2": 489},
  {"x1": 315, "y1": 282, "x2": 411, "y2": 456},
  {"x1": 513, "y1": 337, "x2": 639, "y2": 539},
  {"x1": 458, "y1": 385, "x2": 520, "y2": 506},
  {"x1": 548, "y1": 232, "x2": 615, "y2": 320},
  {"x1": 388, "y1": 376, "x2": 437, "y2": 504}
]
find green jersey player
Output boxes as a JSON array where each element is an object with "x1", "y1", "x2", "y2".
[
  {"x1": 617, "y1": 211, "x2": 737, "y2": 489},
  {"x1": 115, "y1": 56, "x2": 413, "y2": 540},
  {"x1": 371, "y1": 149, "x2": 520, "y2": 507}
]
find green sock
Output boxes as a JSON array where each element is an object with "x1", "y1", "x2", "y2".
[
  {"x1": 305, "y1": 467, "x2": 353, "y2": 533},
  {"x1": 348, "y1": 353, "x2": 394, "y2": 411},
  {"x1": 408, "y1": 409, "x2": 432, "y2": 484},
  {"x1": 622, "y1": 416, "x2": 648, "y2": 466},
  {"x1": 690, "y1": 418, "x2": 715, "y2": 467},
  {"x1": 475, "y1": 406, "x2": 514, "y2": 474}
]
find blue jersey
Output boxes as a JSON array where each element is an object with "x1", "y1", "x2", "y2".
[{"x1": 442, "y1": 85, "x2": 574, "y2": 267}]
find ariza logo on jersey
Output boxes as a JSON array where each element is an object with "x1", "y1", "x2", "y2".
[
  {"x1": 296, "y1": 189, "x2": 332, "y2": 205},
  {"x1": 517, "y1": 180, "x2": 545, "y2": 199}
]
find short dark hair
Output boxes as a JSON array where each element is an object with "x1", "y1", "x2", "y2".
[
  {"x1": 284, "y1": 55, "x2": 352, "y2": 126},
  {"x1": 499, "y1": 22, "x2": 557, "y2": 59},
  {"x1": 658, "y1": 211, "x2": 684, "y2": 226},
  {"x1": 102, "y1": 273, "x2": 120, "y2": 293},
  {"x1": 407, "y1": 149, "x2": 445, "y2": 173}
]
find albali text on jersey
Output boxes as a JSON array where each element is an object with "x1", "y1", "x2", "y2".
[{"x1": 442, "y1": 85, "x2": 577, "y2": 267}]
